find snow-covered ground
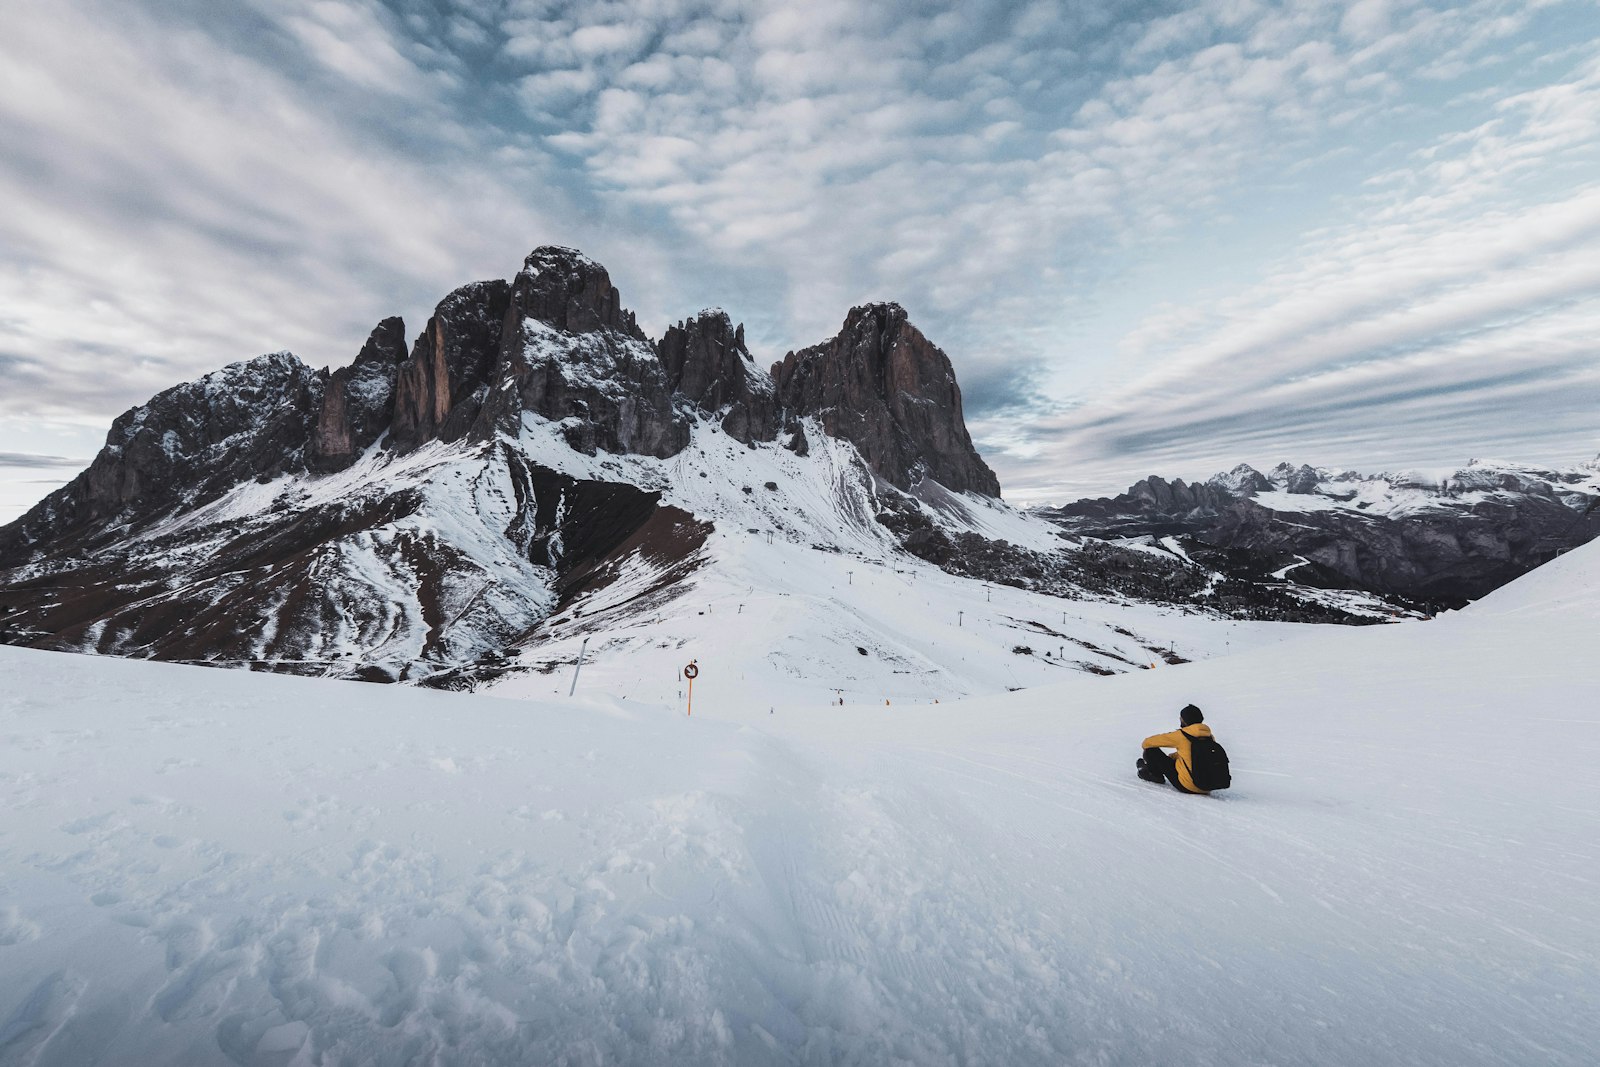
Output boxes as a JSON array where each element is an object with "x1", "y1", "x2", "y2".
[
  {"x1": 486, "y1": 413, "x2": 1314, "y2": 707},
  {"x1": 487, "y1": 497, "x2": 1301, "y2": 708},
  {"x1": 2, "y1": 540, "x2": 1597, "y2": 1064}
]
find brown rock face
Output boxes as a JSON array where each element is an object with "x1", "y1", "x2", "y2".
[
  {"x1": 390, "y1": 281, "x2": 511, "y2": 452},
  {"x1": 773, "y1": 303, "x2": 1000, "y2": 496},
  {"x1": 659, "y1": 310, "x2": 777, "y2": 443},
  {"x1": 310, "y1": 316, "x2": 408, "y2": 472},
  {"x1": 512, "y1": 245, "x2": 646, "y2": 338},
  {"x1": 487, "y1": 247, "x2": 688, "y2": 457}
]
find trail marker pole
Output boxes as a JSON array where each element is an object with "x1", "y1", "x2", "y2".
[
  {"x1": 683, "y1": 660, "x2": 699, "y2": 716},
  {"x1": 568, "y1": 637, "x2": 589, "y2": 697},
  {"x1": 958, "y1": 611, "x2": 964, "y2": 627}
]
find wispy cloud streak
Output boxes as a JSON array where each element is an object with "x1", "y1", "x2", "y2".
[{"x1": 0, "y1": 0, "x2": 1594, "y2": 509}]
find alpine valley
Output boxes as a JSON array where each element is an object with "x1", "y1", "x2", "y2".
[{"x1": 1, "y1": 247, "x2": 1597, "y2": 708}]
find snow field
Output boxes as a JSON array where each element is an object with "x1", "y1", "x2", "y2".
[
  {"x1": 495, "y1": 413, "x2": 1310, "y2": 709},
  {"x1": 493, "y1": 519, "x2": 1300, "y2": 710},
  {"x1": 2, "y1": 541, "x2": 1598, "y2": 1064}
]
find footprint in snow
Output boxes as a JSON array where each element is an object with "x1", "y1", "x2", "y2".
[
  {"x1": 161, "y1": 917, "x2": 214, "y2": 971},
  {"x1": 0, "y1": 905, "x2": 42, "y2": 946},
  {"x1": 61, "y1": 812, "x2": 117, "y2": 835},
  {"x1": 0, "y1": 972, "x2": 86, "y2": 1061},
  {"x1": 153, "y1": 951, "x2": 247, "y2": 1023}
]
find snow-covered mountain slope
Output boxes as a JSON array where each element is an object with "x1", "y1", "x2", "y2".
[
  {"x1": 2, "y1": 539, "x2": 1595, "y2": 1065},
  {"x1": 0, "y1": 434, "x2": 566, "y2": 681},
  {"x1": 0, "y1": 246, "x2": 998, "y2": 678},
  {"x1": 470, "y1": 411, "x2": 1341, "y2": 706},
  {"x1": 1045, "y1": 458, "x2": 1600, "y2": 607},
  {"x1": 0, "y1": 384, "x2": 1364, "y2": 695},
  {"x1": 0, "y1": 405, "x2": 1240, "y2": 692}
]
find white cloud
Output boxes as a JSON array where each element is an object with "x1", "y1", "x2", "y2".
[
  {"x1": 2, "y1": 0, "x2": 1595, "y2": 515},
  {"x1": 280, "y1": 0, "x2": 432, "y2": 97},
  {"x1": 0, "y1": 0, "x2": 569, "y2": 421},
  {"x1": 994, "y1": 45, "x2": 1600, "y2": 503},
  {"x1": 1340, "y1": 0, "x2": 1394, "y2": 42},
  {"x1": 569, "y1": 22, "x2": 651, "y2": 61}
]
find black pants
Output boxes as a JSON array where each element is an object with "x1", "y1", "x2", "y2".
[{"x1": 1140, "y1": 748, "x2": 1200, "y2": 793}]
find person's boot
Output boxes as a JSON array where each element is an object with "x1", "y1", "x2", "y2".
[{"x1": 1136, "y1": 758, "x2": 1163, "y2": 783}]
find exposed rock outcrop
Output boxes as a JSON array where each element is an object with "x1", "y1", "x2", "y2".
[
  {"x1": 659, "y1": 309, "x2": 777, "y2": 443},
  {"x1": 1271, "y1": 462, "x2": 1322, "y2": 495},
  {"x1": 1046, "y1": 461, "x2": 1600, "y2": 607},
  {"x1": 310, "y1": 316, "x2": 408, "y2": 472},
  {"x1": 773, "y1": 303, "x2": 1000, "y2": 496},
  {"x1": 1120, "y1": 476, "x2": 1241, "y2": 528},
  {"x1": 390, "y1": 281, "x2": 512, "y2": 451},
  {"x1": 0, "y1": 353, "x2": 323, "y2": 560},
  {"x1": 487, "y1": 247, "x2": 689, "y2": 457}
]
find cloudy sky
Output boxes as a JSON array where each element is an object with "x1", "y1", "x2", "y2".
[{"x1": 2, "y1": 0, "x2": 1597, "y2": 519}]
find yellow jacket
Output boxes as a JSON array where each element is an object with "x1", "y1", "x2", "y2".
[{"x1": 1141, "y1": 723, "x2": 1214, "y2": 794}]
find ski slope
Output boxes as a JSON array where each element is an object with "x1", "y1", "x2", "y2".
[
  {"x1": 486, "y1": 412, "x2": 1320, "y2": 707},
  {"x1": 1, "y1": 544, "x2": 1596, "y2": 1064}
]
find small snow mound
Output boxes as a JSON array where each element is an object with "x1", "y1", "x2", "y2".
[{"x1": 1467, "y1": 536, "x2": 1600, "y2": 620}]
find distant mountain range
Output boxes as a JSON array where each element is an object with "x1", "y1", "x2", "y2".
[
  {"x1": 1042, "y1": 460, "x2": 1600, "y2": 608},
  {"x1": 1, "y1": 246, "x2": 1595, "y2": 690}
]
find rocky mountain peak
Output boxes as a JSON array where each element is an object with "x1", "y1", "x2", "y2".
[
  {"x1": 1208, "y1": 463, "x2": 1273, "y2": 496},
  {"x1": 773, "y1": 302, "x2": 1000, "y2": 496},
  {"x1": 492, "y1": 249, "x2": 684, "y2": 457},
  {"x1": 1268, "y1": 462, "x2": 1323, "y2": 494},
  {"x1": 352, "y1": 316, "x2": 408, "y2": 369},
  {"x1": 1046, "y1": 460, "x2": 1600, "y2": 607},
  {"x1": 514, "y1": 245, "x2": 645, "y2": 340},
  {"x1": 659, "y1": 309, "x2": 776, "y2": 444},
  {"x1": 1118, "y1": 474, "x2": 1238, "y2": 515},
  {"x1": 1, "y1": 352, "x2": 323, "y2": 557},
  {"x1": 389, "y1": 280, "x2": 512, "y2": 452},
  {"x1": 2, "y1": 244, "x2": 1009, "y2": 568},
  {"x1": 311, "y1": 316, "x2": 407, "y2": 471}
]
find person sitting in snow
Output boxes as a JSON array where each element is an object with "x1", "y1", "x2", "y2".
[{"x1": 1137, "y1": 704, "x2": 1221, "y2": 794}]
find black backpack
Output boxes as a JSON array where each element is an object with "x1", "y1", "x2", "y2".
[{"x1": 1187, "y1": 734, "x2": 1232, "y2": 791}]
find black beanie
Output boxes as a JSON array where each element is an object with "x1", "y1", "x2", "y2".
[{"x1": 1180, "y1": 704, "x2": 1204, "y2": 726}]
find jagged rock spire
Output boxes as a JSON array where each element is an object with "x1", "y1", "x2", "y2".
[
  {"x1": 773, "y1": 303, "x2": 1001, "y2": 496},
  {"x1": 310, "y1": 316, "x2": 407, "y2": 472},
  {"x1": 660, "y1": 309, "x2": 776, "y2": 443}
]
